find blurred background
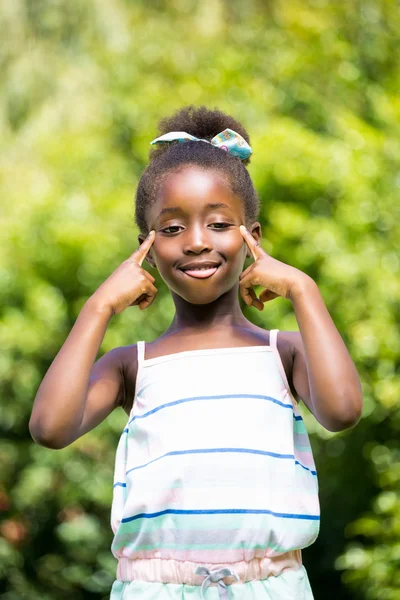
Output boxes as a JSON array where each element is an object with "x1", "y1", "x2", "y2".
[{"x1": 1, "y1": 1, "x2": 399, "y2": 598}]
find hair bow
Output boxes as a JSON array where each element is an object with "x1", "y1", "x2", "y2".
[{"x1": 150, "y1": 128, "x2": 252, "y2": 160}]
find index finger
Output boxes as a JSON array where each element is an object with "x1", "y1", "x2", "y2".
[
  {"x1": 131, "y1": 230, "x2": 156, "y2": 266},
  {"x1": 239, "y1": 225, "x2": 263, "y2": 261}
]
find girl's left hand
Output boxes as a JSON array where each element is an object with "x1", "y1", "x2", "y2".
[{"x1": 239, "y1": 225, "x2": 310, "y2": 310}]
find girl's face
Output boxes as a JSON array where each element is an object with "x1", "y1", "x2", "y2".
[{"x1": 140, "y1": 166, "x2": 261, "y2": 305}]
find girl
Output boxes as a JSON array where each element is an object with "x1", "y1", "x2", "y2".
[{"x1": 29, "y1": 105, "x2": 363, "y2": 600}]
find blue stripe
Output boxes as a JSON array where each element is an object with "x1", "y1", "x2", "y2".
[
  {"x1": 123, "y1": 447, "x2": 316, "y2": 477},
  {"x1": 121, "y1": 508, "x2": 320, "y2": 523},
  {"x1": 293, "y1": 415, "x2": 303, "y2": 421},
  {"x1": 295, "y1": 460, "x2": 317, "y2": 475},
  {"x1": 127, "y1": 394, "x2": 292, "y2": 426},
  {"x1": 113, "y1": 482, "x2": 127, "y2": 488}
]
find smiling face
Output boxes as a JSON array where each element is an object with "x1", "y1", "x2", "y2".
[{"x1": 139, "y1": 166, "x2": 261, "y2": 305}]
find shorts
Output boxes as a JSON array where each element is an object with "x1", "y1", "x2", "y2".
[{"x1": 110, "y1": 565, "x2": 314, "y2": 600}]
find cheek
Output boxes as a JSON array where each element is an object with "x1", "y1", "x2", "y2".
[
  {"x1": 226, "y1": 230, "x2": 247, "y2": 260},
  {"x1": 151, "y1": 238, "x2": 172, "y2": 266}
]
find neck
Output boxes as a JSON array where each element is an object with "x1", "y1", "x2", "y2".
[{"x1": 167, "y1": 283, "x2": 249, "y2": 334}]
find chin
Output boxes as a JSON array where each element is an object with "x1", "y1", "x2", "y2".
[
  {"x1": 169, "y1": 285, "x2": 225, "y2": 305},
  {"x1": 159, "y1": 265, "x2": 241, "y2": 304}
]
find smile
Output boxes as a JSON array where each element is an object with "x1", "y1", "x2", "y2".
[{"x1": 179, "y1": 265, "x2": 220, "y2": 279}]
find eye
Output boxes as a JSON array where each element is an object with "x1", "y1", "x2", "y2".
[
  {"x1": 160, "y1": 225, "x2": 183, "y2": 234},
  {"x1": 160, "y1": 223, "x2": 232, "y2": 234},
  {"x1": 209, "y1": 223, "x2": 232, "y2": 229}
]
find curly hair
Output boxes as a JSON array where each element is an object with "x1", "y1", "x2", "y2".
[{"x1": 134, "y1": 105, "x2": 260, "y2": 234}]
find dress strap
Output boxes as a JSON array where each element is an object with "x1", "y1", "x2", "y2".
[
  {"x1": 130, "y1": 341, "x2": 146, "y2": 415},
  {"x1": 269, "y1": 329, "x2": 298, "y2": 408},
  {"x1": 269, "y1": 329, "x2": 279, "y2": 350},
  {"x1": 136, "y1": 340, "x2": 145, "y2": 366}
]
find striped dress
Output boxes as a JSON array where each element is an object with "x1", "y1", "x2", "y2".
[{"x1": 110, "y1": 329, "x2": 319, "y2": 599}]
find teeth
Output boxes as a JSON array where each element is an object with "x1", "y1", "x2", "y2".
[
  {"x1": 187, "y1": 266, "x2": 216, "y2": 270},
  {"x1": 197, "y1": 267, "x2": 212, "y2": 270}
]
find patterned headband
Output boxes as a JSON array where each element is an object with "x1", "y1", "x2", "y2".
[{"x1": 150, "y1": 128, "x2": 252, "y2": 160}]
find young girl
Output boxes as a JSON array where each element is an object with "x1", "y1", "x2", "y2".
[{"x1": 29, "y1": 105, "x2": 363, "y2": 600}]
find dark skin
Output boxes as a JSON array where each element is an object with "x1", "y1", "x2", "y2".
[
  {"x1": 138, "y1": 167, "x2": 266, "y2": 345},
  {"x1": 29, "y1": 165, "x2": 363, "y2": 449}
]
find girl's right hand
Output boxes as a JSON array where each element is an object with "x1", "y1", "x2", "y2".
[{"x1": 91, "y1": 230, "x2": 157, "y2": 315}]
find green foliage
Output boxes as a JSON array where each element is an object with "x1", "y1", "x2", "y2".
[{"x1": 0, "y1": 1, "x2": 399, "y2": 598}]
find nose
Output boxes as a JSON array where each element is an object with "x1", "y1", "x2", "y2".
[{"x1": 182, "y1": 223, "x2": 212, "y2": 255}]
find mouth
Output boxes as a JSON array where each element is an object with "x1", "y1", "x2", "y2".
[{"x1": 179, "y1": 262, "x2": 221, "y2": 279}]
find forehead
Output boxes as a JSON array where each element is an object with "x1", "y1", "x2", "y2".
[{"x1": 148, "y1": 166, "x2": 245, "y2": 223}]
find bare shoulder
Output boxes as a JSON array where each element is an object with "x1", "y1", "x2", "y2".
[
  {"x1": 276, "y1": 330, "x2": 302, "y2": 354},
  {"x1": 100, "y1": 344, "x2": 138, "y2": 416},
  {"x1": 276, "y1": 330, "x2": 311, "y2": 407},
  {"x1": 71, "y1": 344, "x2": 139, "y2": 444}
]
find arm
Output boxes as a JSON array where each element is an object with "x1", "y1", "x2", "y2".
[
  {"x1": 289, "y1": 277, "x2": 363, "y2": 432},
  {"x1": 29, "y1": 231, "x2": 157, "y2": 449},
  {"x1": 29, "y1": 298, "x2": 126, "y2": 449}
]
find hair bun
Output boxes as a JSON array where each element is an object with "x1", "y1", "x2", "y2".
[{"x1": 150, "y1": 105, "x2": 252, "y2": 165}]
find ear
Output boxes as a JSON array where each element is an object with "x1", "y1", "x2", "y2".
[
  {"x1": 244, "y1": 222, "x2": 262, "y2": 259},
  {"x1": 138, "y1": 233, "x2": 156, "y2": 268}
]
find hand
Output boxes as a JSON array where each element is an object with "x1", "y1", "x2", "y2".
[
  {"x1": 239, "y1": 225, "x2": 309, "y2": 310},
  {"x1": 91, "y1": 230, "x2": 158, "y2": 315}
]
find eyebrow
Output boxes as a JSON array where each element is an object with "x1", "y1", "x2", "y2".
[{"x1": 156, "y1": 203, "x2": 232, "y2": 220}]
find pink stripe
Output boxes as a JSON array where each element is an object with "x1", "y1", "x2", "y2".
[
  {"x1": 294, "y1": 449, "x2": 316, "y2": 469},
  {"x1": 119, "y1": 489, "x2": 316, "y2": 513},
  {"x1": 118, "y1": 547, "x2": 298, "y2": 563}
]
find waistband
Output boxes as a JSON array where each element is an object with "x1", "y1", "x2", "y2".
[{"x1": 117, "y1": 550, "x2": 302, "y2": 585}]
